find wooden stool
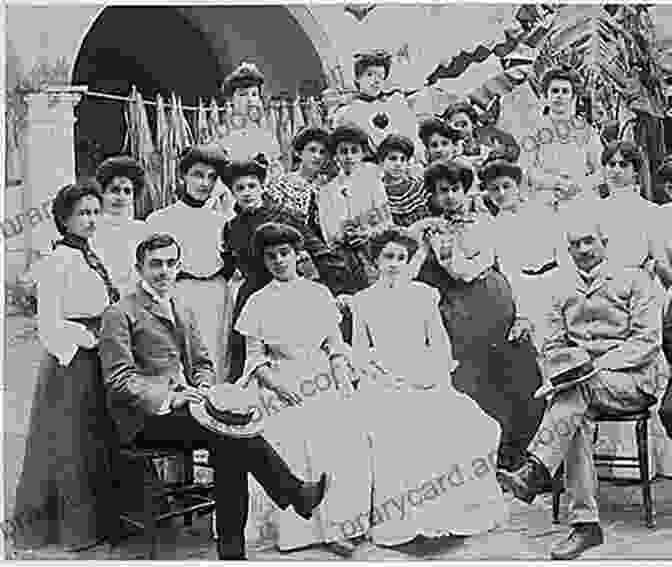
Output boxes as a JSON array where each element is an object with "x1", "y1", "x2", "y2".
[
  {"x1": 552, "y1": 408, "x2": 655, "y2": 528},
  {"x1": 116, "y1": 446, "x2": 216, "y2": 559}
]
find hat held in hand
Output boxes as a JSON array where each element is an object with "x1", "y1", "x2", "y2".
[
  {"x1": 534, "y1": 347, "x2": 599, "y2": 399},
  {"x1": 190, "y1": 383, "x2": 264, "y2": 438}
]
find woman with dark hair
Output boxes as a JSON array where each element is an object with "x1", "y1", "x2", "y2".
[
  {"x1": 317, "y1": 124, "x2": 391, "y2": 295},
  {"x1": 377, "y1": 134, "x2": 429, "y2": 227},
  {"x1": 412, "y1": 160, "x2": 545, "y2": 470},
  {"x1": 221, "y1": 159, "x2": 347, "y2": 383},
  {"x1": 265, "y1": 127, "x2": 332, "y2": 228},
  {"x1": 442, "y1": 101, "x2": 490, "y2": 168},
  {"x1": 595, "y1": 140, "x2": 672, "y2": 284},
  {"x1": 235, "y1": 222, "x2": 369, "y2": 556},
  {"x1": 215, "y1": 62, "x2": 281, "y2": 168},
  {"x1": 12, "y1": 181, "x2": 119, "y2": 552},
  {"x1": 418, "y1": 118, "x2": 462, "y2": 165},
  {"x1": 146, "y1": 144, "x2": 234, "y2": 381},
  {"x1": 351, "y1": 227, "x2": 507, "y2": 545},
  {"x1": 93, "y1": 155, "x2": 149, "y2": 296}
]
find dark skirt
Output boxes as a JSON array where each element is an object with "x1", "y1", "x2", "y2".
[
  {"x1": 417, "y1": 263, "x2": 545, "y2": 468},
  {"x1": 11, "y1": 318, "x2": 119, "y2": 551}
]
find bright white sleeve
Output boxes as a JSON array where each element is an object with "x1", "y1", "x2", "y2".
[{"x1": 37, "y1": 255, "x2": 93, "y2": 366}]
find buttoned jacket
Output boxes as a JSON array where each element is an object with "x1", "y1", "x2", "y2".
[
  {"x1": 99, "y1": 283, "x2": 215, "y2": 443},
  {"x1": 543, "y1": 261, "x2": 662, "y2": 396}
]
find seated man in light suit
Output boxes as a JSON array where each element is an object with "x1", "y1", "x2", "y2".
[
  {"x1": 497, "y1": 215, "x2": 661, "y2": 560},
  {"x1": 99, "y1": 233, "x2": 327, "y2": 560}
]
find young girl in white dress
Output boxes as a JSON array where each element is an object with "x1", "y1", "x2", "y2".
[
  {"x1": 351, "y1": 227, "x2": 508, "y2": 546},
  {"x1": 235, "y1": 222, "x2": 371, "y2": 556}
]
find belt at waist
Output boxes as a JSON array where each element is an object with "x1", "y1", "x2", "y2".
[
  {"x1": 521, "y1": 260, "x2": 558, "y2": 277},
  {"x1": 176, "y1": 270, "x2": 225, "y2": 282}
]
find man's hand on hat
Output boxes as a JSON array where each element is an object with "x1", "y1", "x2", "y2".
[
  {"x1": 508, "y1": 316, "x2": 534, "y2": 343},
  {"x1": 169, "y1": 385, "x2": 206, "y2": 410}
]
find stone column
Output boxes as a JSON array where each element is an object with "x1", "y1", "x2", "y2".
[{"x1": 22, "y1": 86, "x2": 87, "y2": 267}]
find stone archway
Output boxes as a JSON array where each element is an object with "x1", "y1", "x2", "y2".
[
  {"x1": 71, "y1": 5, "x2": 223, "y2": 171},
  {"x1": 70, "y1": 4, "x2": 336, "y2": 172}
]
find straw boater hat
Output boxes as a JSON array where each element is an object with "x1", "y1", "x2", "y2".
[
  {"x1": 534, "y1": 347, "x2": 599, "y2": 399},
  {"x1": 190, "y1": 383, "x2": 264, "y2": 438}
]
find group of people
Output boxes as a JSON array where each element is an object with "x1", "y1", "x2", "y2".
[{"x1": 10, "y1": 52, "x2": 672, "y2": 562}]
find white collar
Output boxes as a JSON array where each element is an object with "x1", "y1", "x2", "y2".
[{"x1": 141, "y1": 279, "x2": 173, "y2": 306}]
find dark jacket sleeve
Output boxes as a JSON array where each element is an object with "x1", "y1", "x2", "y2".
[
  {"x1": 219, "y1": 221, "x2": 238, "y2": 281},
  {"x1": 100, "y1": 304, "x2": 172, "y2": 415}
]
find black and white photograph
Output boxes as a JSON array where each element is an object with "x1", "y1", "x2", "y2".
[{"x1": 4, "y1": 1, "x2": 672, "y2": 560}]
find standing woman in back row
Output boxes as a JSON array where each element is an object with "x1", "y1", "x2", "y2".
[
  {"x1": 146, "y1": 145, "x2": 234, "y2": 381},
  {"x1": 12, "y1": 181, "x2": 119, "y2": 552}
]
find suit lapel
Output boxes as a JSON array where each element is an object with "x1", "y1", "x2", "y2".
[
  {"x1": 170, "y1": 298, "x2": 192, "y2": 379},
  {"x1": 140, "y1": 296, "x2": 174, "y2": 331}
]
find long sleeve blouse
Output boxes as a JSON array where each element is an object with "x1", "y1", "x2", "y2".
[
  {"x1": 317, "y1": 164, "x2": 392, "y2": 247},
  {"x1": 36, "y1": 244, "x2": 110, "y2": 366}
]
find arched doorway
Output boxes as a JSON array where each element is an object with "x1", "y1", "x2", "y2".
[
  {"x1": 71, "y1": 5, "x2": 331, "y2": 176},
  {"x1": 71, "y1": 5, "x2": 222, "y2": 175}
]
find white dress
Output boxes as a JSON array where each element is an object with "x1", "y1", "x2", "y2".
[
  {"x1": 146, "y1": 201, "x2": 234, "y2": 382},
  {"x1": 93, "y1": 214, "x2": 148, "y2": 298},
  {"x1": 351, "y1": 280, "x2": 508, "y2": 546},
  {"x1": 235, "y1": 277, "x2": 371, "y2": 550}
]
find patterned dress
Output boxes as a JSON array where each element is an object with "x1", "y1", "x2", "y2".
[{"x1": 382, "y1": 174, "x2": 429, "y2": 227}]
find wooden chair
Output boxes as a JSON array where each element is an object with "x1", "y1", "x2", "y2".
[
  {"x1": 115, "y1": 446, "x2": 216, "y2": 559},
  {"x1": 552, "y1": 407, "x2": 656, "y2": 529}
]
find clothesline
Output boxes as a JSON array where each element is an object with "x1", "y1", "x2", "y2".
[
  {"x1": 83, "y1": 88, "x2": 322, "y2": 112},
  {"x1": 84, "y1": 89, "x2": 217, "y2": 112}
]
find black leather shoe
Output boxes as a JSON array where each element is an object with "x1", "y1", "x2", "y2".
[
  {"x1": 496, "y1": 454, "x2": 552, "y2": 504},
  {"x1": 293, "y1": 472, "x2": 330, "y2": 520},
  {"x1": 550, "y1": 523, "x2": 604, "y2": 560}
]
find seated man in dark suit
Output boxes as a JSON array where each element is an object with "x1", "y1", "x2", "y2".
[{"x1": 99, "y1": 233, "x2": 327, "y2": 559}]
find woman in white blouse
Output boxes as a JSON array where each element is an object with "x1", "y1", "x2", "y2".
[
  {"x1": 93, "y1": 156, "x2": 148, "y2": 297},
  {"x1": 236, "y1": 223, "x2": 370, "y2": 556},
  {"x1": 12, "y1": 181, "x2": 119, "y2": 552},
  {"x1": 146, "y1": 145, "x2": 234, "y2": 382}
]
